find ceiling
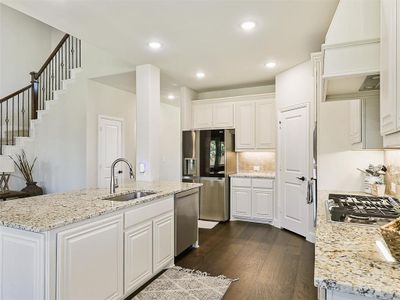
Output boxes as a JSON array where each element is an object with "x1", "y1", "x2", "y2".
[{"x1": 1, "y1": 0, "x2": 339, "y2": 92}]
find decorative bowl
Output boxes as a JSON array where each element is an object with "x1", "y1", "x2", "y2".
[{"x1": 380, "y1": 217, "x2": 400, "y2": 262}]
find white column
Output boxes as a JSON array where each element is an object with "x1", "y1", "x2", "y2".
[
  {"x1": 135, "y1": 64, "x2": 160, "y2": 181},
  {"x1": 180, "y1": 87, "x2": 196, "y2": 131}
]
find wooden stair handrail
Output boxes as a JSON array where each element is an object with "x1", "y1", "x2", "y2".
[
  {"x1": 0, "y1": 84, "x2": 32, "y2": 103},
  {"x1": 0, "y1": 33, "x2": 82, "y2": 154},
  {"x1": 35, "y1": 33, "x2": 70, "y2": 79}
]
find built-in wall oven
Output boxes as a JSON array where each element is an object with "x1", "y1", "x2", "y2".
[{"x1": 182, "y1": 129, "x2": 236, "y2": 221}]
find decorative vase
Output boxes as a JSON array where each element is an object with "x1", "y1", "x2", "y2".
[{"x1": 21, "y1": 182, "x2": 43, "y2": 197}]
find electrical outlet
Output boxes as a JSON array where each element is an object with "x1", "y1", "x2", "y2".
[{"x1": 253, "y1": 165, "x2": 260, "y2": 172}]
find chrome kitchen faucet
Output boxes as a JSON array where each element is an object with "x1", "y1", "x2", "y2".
[{"x1": 110, "y1": 158, "x2": 135, "y2": 194}]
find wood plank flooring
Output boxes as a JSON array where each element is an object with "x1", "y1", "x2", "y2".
[{"x1": 175, "y1": 221, "x2": 316, "y2": 300}]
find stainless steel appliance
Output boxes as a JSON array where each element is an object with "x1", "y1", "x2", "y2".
[
  {"x1": 182, "y1": 129, "x2": 236, "y2": 221},
  {"x1": 182, "y1": 130, "x2": 200, "y2": 183},
  {"x1": 175, "y1": 188, "x2": 199, "y2": 256},
  {"x1": 326, "y1": 194, "x2": 400, "y2": 226}
]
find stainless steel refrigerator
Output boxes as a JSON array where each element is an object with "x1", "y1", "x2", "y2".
[{"x1": 182, "y1": 129, "x2": 236, "y2": 221}]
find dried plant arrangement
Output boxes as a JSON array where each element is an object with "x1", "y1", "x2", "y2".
[{"x1": 9, "y1": 150, "x2": 37, "y2": 184}]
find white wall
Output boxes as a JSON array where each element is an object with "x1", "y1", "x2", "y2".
[
  {"x1": 86, "y1": 80, "x2": 136, "y2": 188},
  {"x1": 318, "y1": 100, "x2": 384, "y2": 192},
  {"x1": 276, "y1": 61, "x2": 313, "y2": 110},
  {"x1": 275, "y1": 60, "x2": 315, "y2": 242},
  {"x1": 0, "y1": 4, "x2": 60, "y2": 97},
  {"x1": 196, "y1": 84, "x2": 275, "y2": 100},
  {"x1": 160, "y1": 103, "x2": 180, "y2": 181},
  {"x1": 7, "y1": 38, "x2": 136, "y2": 193},
  {"x1": 9, "y1": 72, "x2": 88, "y2": 193}
]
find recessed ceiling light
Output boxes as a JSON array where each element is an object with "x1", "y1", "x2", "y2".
[
  {"x1": 265, "y1": 62, "x2": 276, "y2": 69},
  {"x1": 167, "y1": 94, "x2": 176, "y2": 100},
  {"x1": 241, "y1": 21, "x2": 256, "y2": 31},
  {"x1": 148, "y1": 41, "x2": 162, "y2": 50},
  {"x1": 196, "y1": 72, "x2": 205, "y2": 79}
]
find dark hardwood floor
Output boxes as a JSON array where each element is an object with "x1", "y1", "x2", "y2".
[{"x1": 175, "y1": 221, "x2": 317, "y2": 300}]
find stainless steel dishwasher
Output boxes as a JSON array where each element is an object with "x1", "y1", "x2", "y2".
[{"x1": 175, "y1": 188, "x2": 199, "y2": 256}]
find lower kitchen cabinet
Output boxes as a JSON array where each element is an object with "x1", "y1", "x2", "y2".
[
  {"x1": 57, "y1": 215, "x2": 124, "y2": 300},
  {"x1": 252, "y1": 189, "x2": 273, "y2": 220},
  {"x1": 153, "y1": 212, "x2": 174, "y2": 274},
  {"x1": 124, "y1": 221, "x2": 153, "y2": 294},
  {"x1": 56, "y1": 196, "x2": 174, "y2": 300},
  {"x1": 231, "y1": 177, "x2": 274, "y2": 223},
  {"x1": 231, "y1": 187, "x2": 252, "y2": 217}
]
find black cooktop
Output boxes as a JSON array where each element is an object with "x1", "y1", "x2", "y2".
[{"x1": 327, "y1": 194, "x2": 400, "y2": 224}]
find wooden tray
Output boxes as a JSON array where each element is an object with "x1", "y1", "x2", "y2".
[{"x1": 380, "y1": 218, "x2": 400, "y2": 262}]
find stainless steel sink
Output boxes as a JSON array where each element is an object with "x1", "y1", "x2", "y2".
[{"x1": 103, "y1": 191, "x2": 156, "y2": 201}]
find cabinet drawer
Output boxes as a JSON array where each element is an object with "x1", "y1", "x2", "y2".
[
  {"x1": 252, "y1": 179, "x2": 274, "y2": 189},
  {"x1": 231, "y1": 178, "x2": 251, "y2": 187},
  {"x1": 125, "y1": 197, "x2": 173, "y2": 229}
]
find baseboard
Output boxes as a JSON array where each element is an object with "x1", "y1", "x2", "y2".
[{"x1": 273, "y1": 218, "x2": 281, "y2": 229}]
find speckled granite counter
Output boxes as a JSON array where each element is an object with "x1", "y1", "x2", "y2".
[
  {"x1": 229, "y1": 172, "x2": 275, "y2": 179},
  {"x1": 0, "y1": 181, "x2": 202, "y2": 233},
  {"x1": 315, "y1": 191, "x2": 400, "y2": 299}
]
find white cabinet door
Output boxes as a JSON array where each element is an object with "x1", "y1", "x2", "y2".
[
  {"x1": 0, "y1": 228, "x2": 45, "y2": 300},
  {"x1": 231, "y1": 187, "x2": 252, "y2": 217},
  {"x1": 235, "y1": 102, "x2": 255, "y2": 150},
  {"x1": 256, "y1": 101, "x2": 276, "y2": 149},
  {"x1": 153, "y1": 212, "x2": 174, "y2": 273},
  {"x1": 381, "y1": 0, "x2": 398, "y2": 134},
  {"x1": 349, "y1": 99, "x2": 362, "y2": 144},
  {"x1": 124, "y1": 221, "x2": 153, "y2": 295},
  {"x1": 57, "y1": 215, "x2": 124, "y2": 300},
  {"x1": 252, "y1": 188, "x2": 273, "y2": 221},
  {"x1": 192, "y1": 104, "x2": 213, "y2": 129},
  {"x1": 212, "y1": 102, "x2": 234, "y2": 128}
]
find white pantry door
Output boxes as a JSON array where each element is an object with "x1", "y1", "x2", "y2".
[
  {"x1": 279, "y1": 105, "x2": 309, "y2": 237},
  {"x1": 98, "y1": 116, "x2": 123, "y2": 188}
]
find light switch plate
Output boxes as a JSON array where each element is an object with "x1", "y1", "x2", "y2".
[{"x1": 139, "y1": 163, "x2": 145, "y2": 173}]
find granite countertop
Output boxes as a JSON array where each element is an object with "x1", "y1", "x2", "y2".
[
  {"x1": 229, "y1": 172, "x2": 275, "y2": 179},
  {"x1": 315, "y1": 190, "x2": 400, "y2": 300},
  {"x1": 0, "y1": 181, "x2": 202, "y2": 233}
]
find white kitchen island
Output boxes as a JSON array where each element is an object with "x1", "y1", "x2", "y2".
[{"x1": 0, "y1": 181, "x2": 201, "y2": 300}]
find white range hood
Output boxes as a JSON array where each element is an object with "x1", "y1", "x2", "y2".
[{"x1": 322, "y1": 0, "x2": 380, "y2": 101}]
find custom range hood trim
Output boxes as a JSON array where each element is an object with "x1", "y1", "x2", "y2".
[{"x1": 321, "y1": 0, "x2": 380, "y2": 101}]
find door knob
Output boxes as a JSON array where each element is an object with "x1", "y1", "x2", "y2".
[{"x1": 296, "y1": 176, "x2": 306, "y2": 181}]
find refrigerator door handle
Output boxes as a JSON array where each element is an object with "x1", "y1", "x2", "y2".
[
  {"x1": 308, "y1": 177, "x2": 317, "y2": 227},
  {"x1": 307, "y1": 179, "x2": 313, "y2": 204}
]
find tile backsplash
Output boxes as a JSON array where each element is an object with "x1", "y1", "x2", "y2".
[
  {"x1": 384, "y1": 150, "x2": 400, "y2": 197},
  {"x1": 237, "y1": 152, "x2": 276, "y2": 173}
]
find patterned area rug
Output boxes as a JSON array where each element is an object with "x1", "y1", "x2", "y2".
[{"x1": 132, "y1": 266, "x2": 237, "y2": 300}]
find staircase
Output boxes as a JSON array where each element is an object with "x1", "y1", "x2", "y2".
[{"x1": 0, "y1": 34, "x2": 82, "y2": 154}]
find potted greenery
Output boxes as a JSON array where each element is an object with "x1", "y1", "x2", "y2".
[{"x1": 10, "y1": 150, "x2": 43, "y2": 196}]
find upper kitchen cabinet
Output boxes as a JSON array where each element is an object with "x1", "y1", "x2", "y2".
[
  {"x1": 235, "y1": 102, "x2": 256, "y2": 149},
  {"x1": 191, "y1": 94, "x2": 276, "y2": 150},
  {"x1": 192, "y1": 101, "x2": 234, "y2": 129},
  {"x1": 192, "y1": 103, "x2": 213, "y2": 129},
  {"x1": 235, "y1": 99, "x2": 276, "y2": 151},
  {"x1": 255, "y1": 101, "x2": 276, "y2": 149},
  {"x1": 380, "y1": 0, "x2": 400, "y2": 147},
  {"x1": 212, "y1": 102, "x2": 235, "y2": 128},
  {"x1": 322, "y1": 0, "x2": 381, "y2": 101}
]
